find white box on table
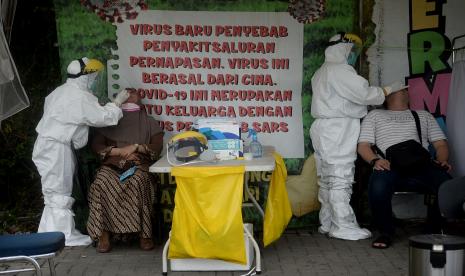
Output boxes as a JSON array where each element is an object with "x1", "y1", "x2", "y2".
[
  {"x1": 196, "y1": 118, "x2": 242, "y2": 160},
  {"x1": 207, "y1": 139, "x2": 242, "y2": 160}
]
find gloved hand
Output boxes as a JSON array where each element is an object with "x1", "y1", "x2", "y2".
[
  {"x1": 112, "y1": 90, "x2": 130, "y2": 107},
  {"x1": 383, "y1": 81, "x2": 408, "y2": 96}
]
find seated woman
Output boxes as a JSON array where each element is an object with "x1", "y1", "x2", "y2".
[{"x1": 87, "y1": 89, "x2": 164, "y2": 253}]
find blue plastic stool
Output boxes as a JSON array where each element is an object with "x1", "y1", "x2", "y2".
[{"x1": 0, "y1": 232, "x2": 65, "y2": 276}]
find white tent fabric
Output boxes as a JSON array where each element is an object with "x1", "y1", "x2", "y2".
[
  {"x1": 0, "y1": 22, "x2": 29, "y2": 121},
  {"x1": 1, "y1": 0, "x2": 17, "y2": 43}
]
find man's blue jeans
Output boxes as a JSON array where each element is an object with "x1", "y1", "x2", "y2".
[{"x1": 368, "y1": 163, "x2": 451, "y2": 236}]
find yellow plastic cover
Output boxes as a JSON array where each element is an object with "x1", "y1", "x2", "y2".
[
  {"x1": 169, "y1": 165, "x2": 247, "y2": 264},
  {"x1": 263, "y1": 152, "x2": 292, "y2": 247},
  {"x1": 286, "y1": 154, "x2": 320, "y2": 217}
]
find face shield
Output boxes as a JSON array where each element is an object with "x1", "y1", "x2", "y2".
[
  {"x1": 328, "y1": 32, "x2": 363, "y2": 66},
  {"x1": 347, "y1": 43, "x2": 361, "y2": 66},
  {"x1": 166, "y1": 131, "x2": 213, "y2": 166},
  {"x1": 83, "y1": 59, "x2": 105, "y2": 96},
  {"x1": 67, "y1": 58, "x2": 105, "y2": 96},
  {"x1": 87, "y1": 69, "x2": 106, "y2": 97}
]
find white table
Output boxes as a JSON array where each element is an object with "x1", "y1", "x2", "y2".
[
  {"x1": 150, "y1": 147, "x2": 276, "y2": 275},
  {"x1": 149, "y1": 146, "x2": 275, "y2": 217},
  {"x1": 149, "y1": 147, "x2": 275, "y2": 173}
]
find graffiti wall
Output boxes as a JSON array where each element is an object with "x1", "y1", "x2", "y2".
[{"x1": 368, "y1": 0, "x2": 465, "y2": 117}]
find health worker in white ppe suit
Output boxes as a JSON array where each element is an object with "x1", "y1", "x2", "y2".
[
  {"x1": 310, "y1": 33, "x2": 405, "y2": 240},
  {"x1": 32, "y1": 57, "x2": 130, "y2": 246}
]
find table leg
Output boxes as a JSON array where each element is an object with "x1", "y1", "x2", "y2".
[
  {"x1": 244, "y1": 172, "x2": 264, "y2": 218},
  {"x1": 162, "y1": 234, "x2": 170, "y2": 275},
  {"x1": 244, "y1": 224, "x2": 261, "y2": 274}
]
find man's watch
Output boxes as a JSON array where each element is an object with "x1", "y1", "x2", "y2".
[{"x1": 369, "y1": 158, "x2": 380, "y2": 166}]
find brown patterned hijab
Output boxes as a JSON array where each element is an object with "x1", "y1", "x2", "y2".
[{"x1": 97, "y1": 109, "x2": 162, "y2": 147}]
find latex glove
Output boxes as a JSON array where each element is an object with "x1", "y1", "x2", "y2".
[
  {"x1": 383, "y1": 81, "x2": 408, "y2": 96},
  {"x1": 112, "y1": 90, "x2": 129, "y2": 107}
]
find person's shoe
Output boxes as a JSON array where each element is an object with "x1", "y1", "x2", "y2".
[
  {"x1": 372, "y1": 235, "x2": 392, "y2": 249},
  {"x1": 140, "y1": 238, "x2": 154, "y2": 251},
  {"x1": 329, "y1": 226, "x2": 372, "y2": 240},
  {"x1": 318, "y1": 226, "x2": 330, "y2": 235},
  {"x1": 97, "y1": 231, "x2": 111, "y2": 253}
]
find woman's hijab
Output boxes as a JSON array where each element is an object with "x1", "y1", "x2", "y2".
[{"x1": 97, "y1": 105, "x2": 162, "y2": 147}]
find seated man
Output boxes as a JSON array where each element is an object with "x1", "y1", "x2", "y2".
[
  {"x1": 357, "y1": 87, "x2": 451, "y2": 249},
  {"x1": 86, "y1": 89, "x2": 164, "y2": 253}
]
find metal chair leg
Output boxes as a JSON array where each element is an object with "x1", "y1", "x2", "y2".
[
  {"x1": 0, "y1": 256, "x2": 42, "y2": 276},
  {"x1": 48, "y1": 257, "x2": 56, "y2": 276}
]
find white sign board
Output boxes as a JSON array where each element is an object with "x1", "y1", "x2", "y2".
[{"x1": 109, "y1": 10, "x2": 305, "y2": 158}]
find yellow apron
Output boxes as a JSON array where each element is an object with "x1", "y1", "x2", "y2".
[{"x1": 169, "y1": 166, "x2": 247, "y2": 264}]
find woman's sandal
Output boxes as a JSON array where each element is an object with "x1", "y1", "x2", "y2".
[{"x1": 372, "y1": 235, "x2": 392, "y2": 249}]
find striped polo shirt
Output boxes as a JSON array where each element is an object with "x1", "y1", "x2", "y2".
[{"x1": 358, "y1": 109, "x2": 446, "y2": 155}]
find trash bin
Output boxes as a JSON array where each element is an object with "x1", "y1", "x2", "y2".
[{"x1": 409, "y1": 234, "x2": 465, "y2": 276}]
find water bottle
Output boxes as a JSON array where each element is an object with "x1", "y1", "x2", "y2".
[{"x1": 248, "y1": 129, "x2": 263, "y2": 158}]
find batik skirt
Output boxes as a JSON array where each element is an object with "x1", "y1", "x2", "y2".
[{"x1": 87, "y1": 165, "x2": 156, "y2": 240}]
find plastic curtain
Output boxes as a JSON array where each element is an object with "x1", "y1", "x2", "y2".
[
  {"x1": 446, "y1": 60, "x2": 465, "y2": 177},
  {"x1": 0, "y1": 24, "x2": 29, "y2": 122}
]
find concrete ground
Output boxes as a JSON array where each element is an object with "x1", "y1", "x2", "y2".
[
  {"x1": 4, "y1": 220, "x2": 465, "y2": 276},
  {"x1": 51, "y1": 231, "x2": 408, "y2": 276},
  {"x1": 2, "y1": 224, "x2": 426, "y2": 276}
]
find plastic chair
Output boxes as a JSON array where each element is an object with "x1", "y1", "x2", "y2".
[{"x1": 0, "y1": 232, "x2": 65, "y2": 276}]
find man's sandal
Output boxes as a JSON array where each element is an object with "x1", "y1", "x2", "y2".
[{"x1": 372, "y1": 235, "x2": 392, "y2": 249}]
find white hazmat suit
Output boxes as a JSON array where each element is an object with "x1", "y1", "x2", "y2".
[
  {"x1": 309, "y1": 33, "x2": 386, "y2": 240},
  {"x1": 32, "y1": 58, "x2": 126, "y2": 246}
]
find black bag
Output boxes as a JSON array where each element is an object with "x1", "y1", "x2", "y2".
[{"x1": 384, "y1": 111, "x2": 431, "y2": 173}]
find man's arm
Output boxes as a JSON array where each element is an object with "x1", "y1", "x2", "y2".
[
  {"x1": 431, "y1": 139, "x2": 452, "y2": 172},
  {"x1": 357, "y1": 142, "x2": 390, "y2": 171}
]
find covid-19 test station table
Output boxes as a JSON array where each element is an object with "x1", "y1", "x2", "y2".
[{"x1": 149, "y1": 147, "x2": 276, "y2": 275}]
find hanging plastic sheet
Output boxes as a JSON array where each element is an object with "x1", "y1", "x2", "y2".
[
  {"x1": 169, "y1": 165, "x2": 246, "y2": 264},
  {"x1": 263, "y1": 152, "x2": 292, "y2": 247},
  {"x1": 0, "y1": 24, "x2": 29, "y2": 122},
  {"x1": 447, "y1": 59, "x2": 465, "y2": 177}
]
